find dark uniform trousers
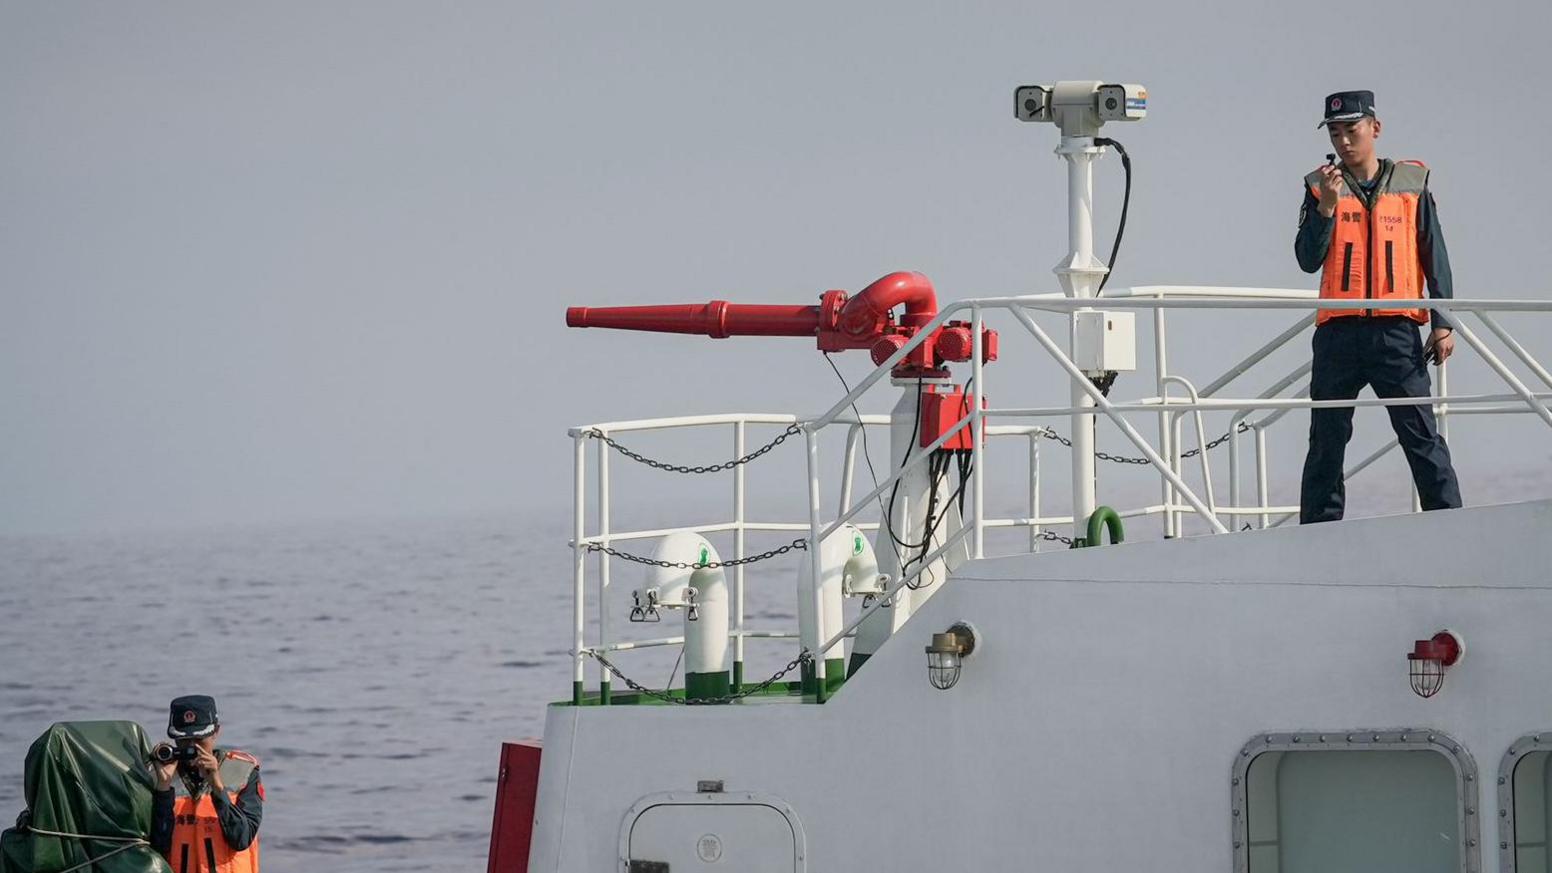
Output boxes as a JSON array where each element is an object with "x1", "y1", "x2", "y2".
[{"x1": 1299, "y1": 317, "x2": 1463, "y2": 523}]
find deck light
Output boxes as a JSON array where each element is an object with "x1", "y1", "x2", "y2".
[
  {"x1": 1408, "y1": 630, "x2": 1464, "y2": 698},
  {"x1": 925, "y1": 622, "x2": 979, "y2": 690}
]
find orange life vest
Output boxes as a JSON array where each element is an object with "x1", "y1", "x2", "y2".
[
  {"x1": 170, "y1": 750, "x2": 260, "y2": 873},
  {"x1": 1304, "y1": 159, "x2": 1430, "y2": 325}
]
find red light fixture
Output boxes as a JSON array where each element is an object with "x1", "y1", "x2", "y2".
[{"x1": 1407, "y1": 630, "x2": 1464, "y2": 699}]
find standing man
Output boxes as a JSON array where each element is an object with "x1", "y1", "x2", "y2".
[
  {"x1": 1295, "y1": 89, "x2": 1463, "y2": 523},
  {"x1": 149, "y1": 695, "x2": 264, "y2": 873}
]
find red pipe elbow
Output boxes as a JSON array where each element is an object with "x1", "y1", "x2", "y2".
[{"x1": 837, "y1": 271, "x2": 938, "y2": 340}]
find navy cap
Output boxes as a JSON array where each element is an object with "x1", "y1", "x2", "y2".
[
  {"x1": 1319, "y1": 90, "x2": 1377, "y2": 128},
  {"x1": 167, "y1": 695, "x2": 219, "y2": 739}
]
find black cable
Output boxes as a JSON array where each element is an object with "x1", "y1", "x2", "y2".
[
  {"x1": 882, "y1": 375, "x2": 929, "y2": 553},
  {"x1": 901, "y1": 374, "x2": 978, "y2": 585},
  {"x1": 901, "y1": 452, "x2": 975, "y2": 587},
  {"x1": 820, "y1": 359, "x2": 976, "y2": 590},
  {"x1": 1093, "y1": 137, "x2": 1131, "y2": 294},
  {"x1": 822, "y1": 355, "x2": 911, "y2": 569}
]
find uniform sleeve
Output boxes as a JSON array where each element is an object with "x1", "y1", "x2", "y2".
[
  {"x1": 1417, "y1": 188, "x2": 1454, "y2": 331},
  {"x1": 1295, "y1": 187, "x2": 1333, "y2": 273},
  {"x1": 150, "y1": 788, "x2": 175, "y2": 858},
  {"x1": 210, "y1": 766, "x2": 263, "y2": 851}
]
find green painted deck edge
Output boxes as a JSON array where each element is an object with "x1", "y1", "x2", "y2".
[{"x1": 556, "y1": 678, "x2": 807, "y2": 707}]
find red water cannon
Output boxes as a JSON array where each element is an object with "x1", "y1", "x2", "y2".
[{"x1": 566, "y1": 271, "x2": 998, "y2": 377}]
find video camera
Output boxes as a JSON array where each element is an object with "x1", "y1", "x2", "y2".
[{"x1": 150, "y1": 743, "x2": 201, "y2": 765}]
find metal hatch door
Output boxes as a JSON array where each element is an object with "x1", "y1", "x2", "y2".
[{"x1": 625, "y1": 799, "x2": 801, "y2": 872}]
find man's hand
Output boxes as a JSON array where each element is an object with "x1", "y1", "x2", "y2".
[
  {"x1": 194, "y1": 747, "x2": 224, "y2": 793},
  {"x1": 150, "y1": 747, "x2": 177, "y2": 791},
  {"x1": 1315, "y1": 164, "x2": 1344, "y2": 217},
  {"x1": 1426, "y1": 328, "x2": 1455, "y2": 365}
]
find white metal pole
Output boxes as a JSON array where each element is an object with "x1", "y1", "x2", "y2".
[
  {"x1": 1154, "y1": 303, "x2": 1174, "y2": 538},
  {"x1": 1053, "y1": 136, "x2": 1109, "y2": 542},
  {"x1": 733, "y1": 421, "x2": 747, "y2": 689},
  {"x1": 838, "y1": 424, "x2": 861, "y2": 518},
  {"x1": 1028, "y1": 434, "x2": 1041, "y2": 552},
  {"x1": 596, "y1": 435, "x2": 611, "y2": 703},
  {"x1": 803, "y1": 428, "x2": 828, "y2": 701},
  {"x1": 1162, "y1": 376, "x2": 1219, "y2": 522},
  {"x1": 1172, "y1": 413, "x2": 1185, "y2": 532},
  {"x1": 1438, "y1": 359, "x2": 1450, "y2": 442},
  {"x1": 1228, "y1": 426, "x2": 1241, "y2": 511},
  {"x1": 1255, "y1": 427, "x2": 1270, "y2": 529},
  {"x1": 571, "y1": 435, "x2": 587, "y2": 705},
  {"x1": 971, "y1": 306, "x2": 986, "y2": 559}
]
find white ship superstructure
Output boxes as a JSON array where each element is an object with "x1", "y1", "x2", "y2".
[{"x1": 488, "y1": 82, "x2": 1552, "y2": 873}]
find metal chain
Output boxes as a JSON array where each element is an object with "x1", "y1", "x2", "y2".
[
  {"x1": 1039, "y1": 421, "x2": 1251, "y2": 464},
  {"x1": 584, "y1": 648, "x2": 813, "y2": 705},
  {"x1": 1036, "y1": 529, "x2": 1077, "y2": 547},
  {"x1": 1180, "y1": 421, "x2": 1254, "y2": 458},
  {"x1": 583, "y1": 538, "x2": 808, "y2": 569},
  {"x1": 584, "y1": 424, "x2": 802, "y2": 474}
]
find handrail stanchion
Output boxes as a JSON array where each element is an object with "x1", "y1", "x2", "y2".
[
  {"x1": 1163, "y1": 376, "x2": 1218, "y2": 521},
  {"x1": 1172, "y1": 413, "x2": 1185, "y2": 530},
  {"x1": 733, "y1": 421, "x2": 747, "y2": 690},
  {"x1": 597, "y1": 433, "x2": 612, "y2": 704},
  {"x1": 572, "y1": 434, "x2": 587, "y2": 706},
  {"x1": 1029, "y1": 433, "x2": 1042, "y2": 551},
  {"x1": 1228, "y1": 422, "x2": 1241, "y2": 513},
  {"x1": 804, "y1": 427, "x2": 828, "y2": 702},
  {"x1": 1153, "y1": 297, "x2": 1175, "y2": 538},
  {"x1": 838, "y1": 424, "x2": 861, "y2": 519},
  {"x1": 1438, "y1": 358, "x2": 1450, "y2": 442},
  {"x1": 1254, "y1": 425, "x2": 1271, "y2": 529},
  {"x1": 972, "y1": 305, "x2": 986, "y2": 559}
]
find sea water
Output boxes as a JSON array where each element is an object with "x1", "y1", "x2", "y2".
[{"x1": 0, "y1": 511, "x2": 801, "y2": 871}]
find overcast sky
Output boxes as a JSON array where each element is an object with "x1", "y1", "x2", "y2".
[{"x1": 3, "y1": 1, "x2": 1550, "y2": 536}]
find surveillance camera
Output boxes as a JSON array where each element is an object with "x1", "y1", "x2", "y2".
[
  {"x1": 1014, "y1": 85, "x2": 1051, "y2": 122},
  {"x1": 1096, "y1": 84, "x2": 1147, "y2": 121},
  {"x1": 1016, "y1": 80, "x2": 1148, "y2": 135}
]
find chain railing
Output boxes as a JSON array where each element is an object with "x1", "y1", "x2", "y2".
[
  {"x1": 584, "y1": 424, "x2": 802, "y2": 474},
  {"x1": 583, "y1": 649, "x2": 812, "y2": 705},
  {"x1": 1038, "y1": 420, "x2": 1252, "y2": 464}
]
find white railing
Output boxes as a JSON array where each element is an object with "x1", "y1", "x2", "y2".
[
  {"x1": 566, "y1": 414, "x2": 1054, "y2": 704},
  {"x1": 568, "y1": 290, "x2": 1552, "y2": 704}
]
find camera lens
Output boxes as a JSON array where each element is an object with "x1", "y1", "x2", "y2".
[{"x1": 152, "y1": 745, "x2": 175, "y2": 764}]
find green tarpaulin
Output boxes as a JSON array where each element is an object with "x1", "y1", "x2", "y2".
[{"x1": 1, "y1": 721, "x2": 172, "y2": 873}]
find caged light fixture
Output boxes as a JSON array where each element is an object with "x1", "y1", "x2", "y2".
[
  {"x1": 925, "y1": 622, "x2": 980, "y2": 691},
  {"x1": 1407, "y1": 630, "x2": 1464, "y2": 699}
]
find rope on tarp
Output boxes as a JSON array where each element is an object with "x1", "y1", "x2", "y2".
[{"x1": 22, "y1": 823, "x2": 151, "y2": 873}]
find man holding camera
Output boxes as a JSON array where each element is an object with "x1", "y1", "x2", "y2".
[
  {"x1": 149, "y1": 695, "x2": 264, "y2": 873},
  {"x1": 1294, "y1": 89, "x2": 1463, "y2": 524}
]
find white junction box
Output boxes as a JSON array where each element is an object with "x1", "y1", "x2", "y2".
[{"x1": 1074, "y1": 310, "x2": 1136, "y2": 372}]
